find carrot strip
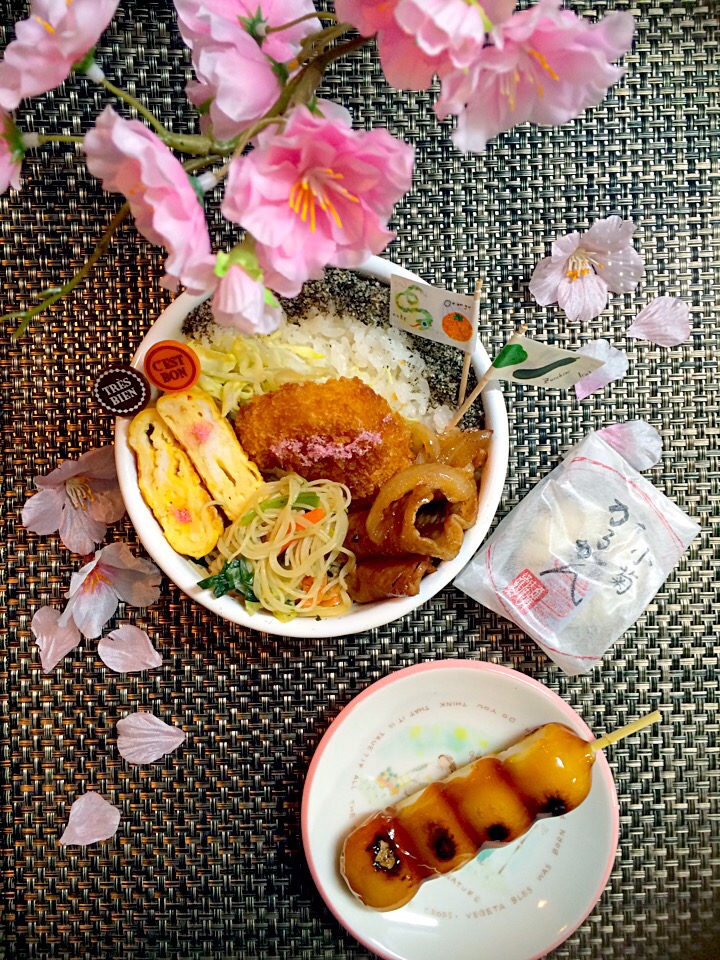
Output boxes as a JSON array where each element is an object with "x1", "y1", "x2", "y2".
[{"x1": 280, "y1": 507, "x2": 326, "y2": 552}]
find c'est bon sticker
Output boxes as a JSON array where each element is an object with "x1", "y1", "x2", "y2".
[{"x1": 144, "y1": 340, "x2": 200, "y2": 392}]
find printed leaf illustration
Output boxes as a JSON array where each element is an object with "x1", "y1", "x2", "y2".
[
  {"x1": 512, "y1": 357, "x2": 576, "y2": 380},
  {"x1": 98, "y1": 625, "x2": 162, "y2": 674},
  {"x1": 116, "y1": 711, "x2": 187, "y2": 764},
  {"x1": 59, "y1": 792, "x2": 121, "y2": 846},
  {"x1": 493, "y1": 343, "x2": 528, "y2": 367}
]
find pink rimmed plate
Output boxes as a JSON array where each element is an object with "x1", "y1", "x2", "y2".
[
  {"x1": 114, "y1": 256, "x2": 509, "y2": 638},
  {"x1": 301, "y1": 660, "x2": 619, "y2": 960}
]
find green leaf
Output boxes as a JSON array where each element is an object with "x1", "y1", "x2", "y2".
[
  {"x1": 239, "y1": 491, "x2": 320, "y2": 526},
  {"x1": 493, "y1": 343, "x2": 528, "y2": 368},
  {"x1": 198, "y1": 557, "x2": 257, "y2": 601}
]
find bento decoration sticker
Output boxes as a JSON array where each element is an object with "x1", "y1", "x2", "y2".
[
  {"x1": 485, "y1": 329, "x2": 604, "y2": 389},
  {"x1": 144, "y1": 340, "x2": 200, "y2": 391},
  {"x1": 94, "y1": 364, "x2": 151, "y2": 416},
  {"x1": 390, "y1": 275, "x2": 478, "y2": 353}
]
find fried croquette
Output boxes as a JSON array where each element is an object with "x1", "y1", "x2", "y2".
[{"x1": 234, "y1": 377, "x2": 414, "y2": 500}]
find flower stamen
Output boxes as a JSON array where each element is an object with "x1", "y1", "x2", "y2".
[
  {"x1": 83, "y1": 567, "x2": 112, "y2": 593},
  {"x1": 565, "y1": 251, "x2": 594, "y2": 282},
  {"x1": 65, "y1": 476, "x2": 95, "y2": 510},
  {"x1": 528, "y1": 49, "x2": 560, "y2": 81},
  {"x1": 288, "y1": 168, "x2": 358, "y2": 232},
  {"x1": 34, "y1": 16, "x2": 56, "y2": 34}
]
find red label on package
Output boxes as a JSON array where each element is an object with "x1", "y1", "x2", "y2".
[{"x1": 503, "y1": 569, "x2": 548, "y2": 613}]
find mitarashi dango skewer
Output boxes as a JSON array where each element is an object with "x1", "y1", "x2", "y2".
[{"x1": 340, "y1": 711, "x2": 661, "y2": 911}]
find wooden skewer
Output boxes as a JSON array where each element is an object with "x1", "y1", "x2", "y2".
[
  {"x1": 457, "y1": 278, "x2": 483, "y2": 407},
  {"x1": 448, "y1": 322, "x2": 529, "y2": 431},
  {"x1": 591, "y1": 709, "x2": 662, "y2": 753}
]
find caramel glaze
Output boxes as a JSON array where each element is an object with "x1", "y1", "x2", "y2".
[{"x1": 340, "y1": 722, "x2": 595, "y2": 911}]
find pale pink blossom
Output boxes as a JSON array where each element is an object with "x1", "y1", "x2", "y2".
[
  {"x1": 334, "y1": 0, "x2": 438, "y2": 90},
  {"x1": 596, "y1": 420, "x2": 662, "y2": 471},
  {"x1": 182, "y1": 250, "x2": 284, "y2": 333},
  {"x1": 59, "y1": 792, "x2": 121, "y2": 846},
  {"x1": 21, "y1": 445, "x2": 125, "y2": 555},
  {"x1": 117, "y1": 711, "x2": 187, "y2": 764},
  {"x1": 222, "y1": 103, "x2": 414, "y2": 296},
  {"x1": 0, "y1": 0, "x2": 120, "y2": 111},
  {"x1": 97, "y1": 625, "x2": 163, "y2": 673},
  {"x1": 31, "y1": 606, "x2": 82, "y2": 673},
  {"x1": 58, "y1": 542, "x2": 162, "y2": 640},
  {"x1": 84, "y1": 106, "x2": 212, "y2": 291},
  {"x1": 174, "y1": 0, "x2": 320, "y2": 63},
  {"x1": 212, "y1": 262, "x2": 283, "y2": 332},
  {"x1": 574, "y1": 339, "x2": 628, "y2": 401},
  {"x1": 627, "y1": 297, "x2": 691, "y2": 347},
  {"x1": 394, "y1": 0, "x2": 491, "y2": 70},
  {"x1": 1, "y1": 111, "x2": 23, "y2": 193},
  {"x1": 529, "y1": 216, "x2": 645, "y2": 323},
  {"x1": 436, "y1": 0, "x2": 635, "y2": 152},
  {"x1": 185, "y1": 34, "x2": 280, "y2": 142}
]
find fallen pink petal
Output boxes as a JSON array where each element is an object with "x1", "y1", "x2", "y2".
[
  {"x1": 596, "y1": 420, "x2": 663, "y2": 471},
  {"x1": 574, "y1": 339, "x2": 629, "y2": 401},
  {"x1": 59, "y1": 791, "x2": 121, "y2": 846},
  {"x1": 627, "y1": 296, "x2": 691, "y2": 347},
  {"x1": 116, "y1": 711, "x2": 187, "y2": 764},
  {"x1": 31, "y1": 606, "x2": 82, "y2": 673},
  {"x1": 97, "y1": 625, "x2": 163, "y2": 674}
]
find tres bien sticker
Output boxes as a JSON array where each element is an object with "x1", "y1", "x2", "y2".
[
  {"x1": 93, "y1": 364, "x2": 151, "y2": 416},
  {"x1": 143, "y1": 340, "x2": 200, "y2": 392}
]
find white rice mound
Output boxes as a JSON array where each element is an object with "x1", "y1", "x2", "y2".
[
  {"x1": 282, "y1": 308, "x2": 454, "y2": 429},
  {"x1": 196, "y1": 307, "x2": 455, "y2": 431}
]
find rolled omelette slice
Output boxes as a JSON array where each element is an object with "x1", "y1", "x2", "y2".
[
  {"x1": 156, "y1": 386, "x2": 262, "y2": 521},
  {"x1": 128, "y1": 408, "x2": 224, "y2": 558}
]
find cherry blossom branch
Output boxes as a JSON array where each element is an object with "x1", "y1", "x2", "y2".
[
  {"x1": 98, "y1": 77, "x2": 215, "y2": 155},
  {"x1": 10, "y1": 203, "x2": 130, "y2": 338},
  {"x1": 35, "y1": 134, "x2": 85, "y2": 146},
  {"x1": 266, "y1": 11, "x2": 336, "y2": 35}
]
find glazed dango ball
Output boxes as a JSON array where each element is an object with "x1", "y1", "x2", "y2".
[{"x1": 340, "y1": 722, "x2": 596, "y2": 911}]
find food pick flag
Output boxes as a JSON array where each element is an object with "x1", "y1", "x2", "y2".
[
  {"x1": 390, "y1": 275, "x2": 478, "y2": 353},
  {"x1": 484, "y1": 328, "x2": 604, "y2": 388},
  {"x1": 448, "y1": 328, "x2": 605, "y2": 429}
]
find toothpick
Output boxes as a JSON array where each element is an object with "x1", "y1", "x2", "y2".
[
  {"x1": 457, "y1": 279, "x2": 482, "y2": 407},
  {"x1": 591, "y1": 709, "x2": 662, "y2": 753},
  {"x1": 448, "y1": 322, "x2": 528, "y2": 431}
]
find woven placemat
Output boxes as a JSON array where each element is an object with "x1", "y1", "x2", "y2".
[{"x1": 1, "y1": 0, "x2": 718, "y2": 958}]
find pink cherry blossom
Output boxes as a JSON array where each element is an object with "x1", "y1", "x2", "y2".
[
  {"x1": 394, "y1": 0, "x2": 491, "y2": 70},
  {"x1": 21, "y1": 445, "x2": 126, "y2": 555},
  {"x1": 436, "y1": 0, "x2": 634, "y2": 152},
  {"x1": 97, "y1": 625, "x2": 163, "y2": 673},
  {"x1": 185, "y1": 34, "x2": 280, "y2": 142},
  {"x1": 0, "y1": 0, "x2": 120, "y2": 111},
  {"x1": 58, "y1": 542, "x2": 162, "y2": 640},
  {"x1": 529, "y1": 216, "x2": 645, "y2": 323},
  {"x1": 1, "y1": 110, "x2": 22, "y2": 194},
  {"x1": 84, "y1": 106, "x2": 212, "y2": 291},
  {"x1": 175, "y1": 0, "x2": 320, "y2": 64},
  {"x1": 31, "y1": 606, "x2": 82, "y2": 672},
  {"x1": 212, "y1": 262, "x2": 283, "y2": 332},
  {"x1": 334, "y1": 0, "x2": 438, "y2": 90},
  {"x1": 222, "y1": 103, "x2": 414, "y2": 296}
]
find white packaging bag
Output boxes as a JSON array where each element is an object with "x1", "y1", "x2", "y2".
[{"x1": 454, "y1": 432, "x2": 700, "y2": 674}]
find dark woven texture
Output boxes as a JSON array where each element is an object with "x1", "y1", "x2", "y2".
[{"x1": 1, "y1": 1, "x2": 718, "y2": 958}]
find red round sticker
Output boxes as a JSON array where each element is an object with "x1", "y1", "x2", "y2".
[{"x1": 144, "y1": 340, "x2": 200, "y2": 391}]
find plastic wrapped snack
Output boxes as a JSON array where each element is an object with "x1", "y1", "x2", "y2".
[{"x1": 454, "y1": 432, "x2": 700, "y2": 674}]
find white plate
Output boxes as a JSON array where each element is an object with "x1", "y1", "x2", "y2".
[
  {"x1": 301, "y1": 660, "x2": 619, "y2": 960},
  {"x1": 114, "y1": 256, "x2": 509, "y2": 638}
]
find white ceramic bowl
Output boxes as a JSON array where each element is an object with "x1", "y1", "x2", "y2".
[{"x1": 114, "y1": 256, "x2": 509, "y2": 637}]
